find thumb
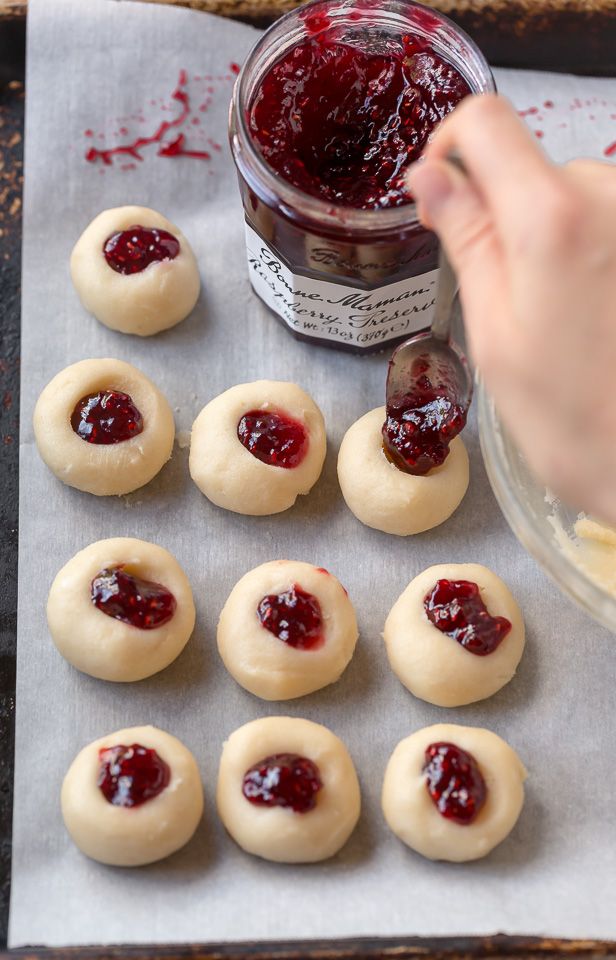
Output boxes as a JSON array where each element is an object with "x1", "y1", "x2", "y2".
[
  {"x1": 407, "y1": 158, "x2": 497, "y2": 279},
  {"x1": 407, "y1": 158, "x2": 509, "y2": 373}
]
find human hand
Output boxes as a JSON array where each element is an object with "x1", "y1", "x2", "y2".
[{"x1": 408, "y1": 94, "x2": 616, "y2": 524}]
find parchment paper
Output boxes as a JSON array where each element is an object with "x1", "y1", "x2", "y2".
[{"x1": 10, "y1": 0, "x2": 616, "y2": 946}]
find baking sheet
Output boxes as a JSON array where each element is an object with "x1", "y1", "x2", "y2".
[{"x1": 10, "y1": 0, "x2": 616, "y2": 946}]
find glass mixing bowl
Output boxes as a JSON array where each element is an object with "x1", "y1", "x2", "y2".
[{"x1": 477, "y1": 379, "x2": 616, "y2": 632}]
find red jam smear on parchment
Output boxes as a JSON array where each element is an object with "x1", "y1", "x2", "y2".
[
  {"x1": 423, "y1": 741, "x2": 486, "y2": 824},
  {"x1": 98, "y1": 744, "x2": 171, "y2": 807},
  {"x1": 424, "y1": 579, "x2": 511, "y2": 656},
  {"x1": 103, "y1": 226, "x2": 180, "y2": 275},
  {"x1": 242, "y1": 753, "x2": 323, "y2": 812},
  {"x1": 85, "y1": 69, "x2": 221, "y2": 166},
  {"x1": 91, "y1": 566, "x2": 177, "y2": 630},
  {"x1": 248, "y1": 30, "x2": 470, "y2": 209},
  {"x1": 257, "y1": 584, "x2": 324, "y2": 650},
  {"x1": 71, "y1": 390, "x2": 144, "y2": 445},
  {"x1": 237, "y1": 409, "x2": 308, "y2": 468}
]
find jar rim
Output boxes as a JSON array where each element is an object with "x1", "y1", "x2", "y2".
[{"x1": 231, "y1": 0, "x2": 496, "y2": 236}]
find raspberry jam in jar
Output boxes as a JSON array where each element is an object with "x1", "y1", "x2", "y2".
[{"x1": 230, "y1": 0, "x2": 494, "y2": 353}]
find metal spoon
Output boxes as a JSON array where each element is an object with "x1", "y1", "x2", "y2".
[{"x1": 385, "y1": 241, "x2": 473, "y2": 426}]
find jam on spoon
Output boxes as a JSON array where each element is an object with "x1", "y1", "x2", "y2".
[
  {"x1": 383, "y1": 356, "x2": 467, "y2": 475},
  {"x1": 383, "y1": 227, "x2": 472, "y2": 474}
]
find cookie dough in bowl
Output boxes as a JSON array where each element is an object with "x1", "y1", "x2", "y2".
[
  {"x1": 47, "y1": 537, "x2": 196, "y2": 682},
  {"x1": 382, "y1": 723, "x2": 526, "y2": 862},
  {"x1": 189, "y1": 380, "x2": 326, "y2": 516},
  {"x1": 217, "y1": 716, "x2": 361, "y2": 862},
  {"x1": 33, "y1": 358, "x2": 175, "y2": 496},
  {"x1": 70, "y1": 206, "x2": 200, "y2": 336},
  {"x1": 384, "y1": 563, "x2": 525, "y2": 707},
  {"x1": 217, "y1": 560, "x2": 358, "y2": 700},
  {"x1": 337, "y1": 407, "x2": 469, "y2": 535},
  {"x1": 61, "y1": 725, "x2": 204, "y2": 866}
]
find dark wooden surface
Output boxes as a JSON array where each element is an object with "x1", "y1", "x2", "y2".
[
  {"x1": 136, "y1": 0, "x2": 616, "y2": 75},
  {"x1": 0, "y1": 51, "x2": 23, "y2": 950},
  {"x1": 1, "y1": 0, "x2": 616, "y2": 73},
  {"x1": 2, "y1": 937, "x2": 616, "y2": 960},
  {"x1": 1, "y1": 9, "x2": 616, "y2": 959}
]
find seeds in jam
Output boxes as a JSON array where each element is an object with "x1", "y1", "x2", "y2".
[
  {"x1": 91, "y1": 565, "x2": 177, "y2": 630},
  {"x1": 257, "y1": 583, "x2": 324, "y2": 650},
  {"x1": 97, "y1": 743, "x2": 171, "y2": 807},
  {"x1": 423, "y1": 741, "x2": 486, "y2": 824},
  {"x1": 103, "y1": 226, "x2": 180, "y2": 275},
  {"x1": 237, "y1": 409, "x2": 308, "y2": 468},
  {"x1": 248, "y1": 34, "x2": 470, "y2": 209},
  {"x1": 71, "y1": 390, "x2": 144, "y2": 445},
  {"x1": 242, "y1": 753, "x2": 322, "y2": 812},
  {"x1": 383, "y1": 362, "x2": 467, "y2": 476},
  {"x1": 424, "y1": 579, "x2": 511, "y2": 655}
]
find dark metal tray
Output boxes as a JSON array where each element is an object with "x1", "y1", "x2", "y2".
[{"x1": 1, "y1": 11, "x2": 615, "y2": 957}]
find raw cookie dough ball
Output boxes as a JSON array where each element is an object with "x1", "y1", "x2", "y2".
[
  {"x1": 62, "y1": 725, "x2": 204, "y2": 866},
  {"x1": 47, "y1": 537, "x2": 196, "y2": 682},
  {"x1": 217, "y1": 560, "x2": 358, "y2": 700},
  {"x1": 190, "y1": 380, "x2": 326, "y2": 516},
  {"x1": 217, "y1": 716, "x2": 361, "y2": 862},
  {"x1": 33, "y1": 358, "x2": 175, "y2": 496},
  {"x1": 70, "y1": 206, "x2": 200, "y2": 336},
  {"x1": 382, "y1": 723, "x2": 526, "y2": 862},
  {"x1": 337, "y1": 407, "x2": 469, "y2": 535},
  {"x1": 384, "y1": 563, "x2": 525, "y2": 707}
]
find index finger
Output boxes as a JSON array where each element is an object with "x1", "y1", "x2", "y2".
[{"x1": 423, "y1": 93, "x2": 558, "y2": 247}]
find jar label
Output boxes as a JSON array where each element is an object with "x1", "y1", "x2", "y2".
[{"x1": 245, "y1": 223, "x2": 439, "y2": 350}]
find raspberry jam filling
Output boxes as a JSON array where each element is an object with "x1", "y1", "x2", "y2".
[
  {"x1": 424, "y1": 579, "x2": 511, "y2": 656},
  {"x1": 71, "y1": 390, "x2": 144, "y2": 445},
  {"x1": 423, "y1": 741, "x2": 486, "y2": 824},
  {"x1": 103, "y1": 225, "x2": 180, "y2": 275},
  {"x1": 97, "y1": 743, "x2": 171, "y2": 807},
  {"x1": 91, "y1": 565, "x2": 177, "y2": 630},
  {"x1": 257, "y1": 583, "x2": 324, "y2": 650},
  {"x1": 383, "y1": 367, "x2": 467, "y2": 476},
  {"x1": 248, "y1": 32, "x2": 470, "y2": 209},
  {"x1": 242, "y1": 753, "x2": 322, "y2": 812},
  {"x1": 237, "y1": 409, "x2": 308, "y2": 468}
]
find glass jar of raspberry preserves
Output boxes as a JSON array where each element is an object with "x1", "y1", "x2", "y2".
[{"x1": 229, "y1": 0, "x2": 494, "y2": 353}]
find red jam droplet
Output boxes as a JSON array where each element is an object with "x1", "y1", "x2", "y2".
[
  {"x1": 424, "y1": 742, "x2": 486, "y2": 824},
  {"x1": 257, "y1": 583, "x2": 324, "y2": 650},
  {"x1": 91, "y1": 565, "x2": 177, "y2": 630},
  {"x1": 103, "y1": 225, "x2": 180, "y2": 275},
  {"x1": 237, "y1": 409, "x2": 308, "y2": 468},
  {"x1": 424, "y1": 579, "x2": 511, "y2": 655},
  {"x1": 242, "y1": 753, "x2": 322, "y2": 812},
  {"x1": 249, "y1": 34, "x2": 470, "y2": 209},
  {"x1": 97, "y1": 743, "x2": 171, "y2": 807},
  {"x1": 383, "y1": 356, "x2": 467, "y2": 474},
  {"x1": 70, "y1": 390, "x2": 144, "y2": 445}
]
